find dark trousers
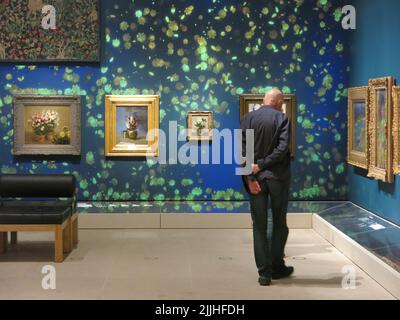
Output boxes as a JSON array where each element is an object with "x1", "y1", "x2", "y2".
[{"x1": 249, "y1": 178, "x2": 290, "y2": 277}]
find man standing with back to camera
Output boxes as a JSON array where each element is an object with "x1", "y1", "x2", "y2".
[{"x1": 241, "y1": 88, "x2": 294, "y2": 286}]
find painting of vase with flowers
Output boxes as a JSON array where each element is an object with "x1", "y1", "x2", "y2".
[
  {"x1": 25, "y1": 106, "x2": 71, "y2": 145},
  {"x1": 14, "y1": 95, "x2": 81, "y2": 155},
  {"x1": 26, "y1": 108, "x2": 71, "y2": 145}
]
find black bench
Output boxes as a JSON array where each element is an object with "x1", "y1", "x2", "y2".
[{"x1": 0, "y1": 174, "x2": 78, "y2": 262}]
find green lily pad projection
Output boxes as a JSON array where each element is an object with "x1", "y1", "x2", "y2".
[
  {"x1": 0, "y1": 0, "x2": 100, "y2": 62},
  {"x1": 0, "y1": 0, "x2": 349, "y2": 201}
]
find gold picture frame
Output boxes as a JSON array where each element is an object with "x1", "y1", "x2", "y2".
[
  {"x1": 105, "y1": 95, "x2": 159, "y2": 157},
  {"x1": 13, "y1": 95, "x2": 81, "y2": 156},
  {"x1": 367, "y1": 77, "x2": 394, "y2": 183},
  {"x1": 347, "y1": 87, "x2": 369, "y2": 169},
  {"x1": 393, "y1": 86, "x2": 400, "y2": 175},
  {"x1": 187, "y1": 111, "x2": 213, "y2": 141},
  {"x1": 239, "y1": 94, "x2": 297, "y2": 158}
]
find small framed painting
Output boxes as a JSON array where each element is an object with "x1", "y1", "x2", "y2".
[
  {"x1": 367, "y1": 77, "x2": 394, "y2": 183},
  {"x1": 347, "y1": 87, "x2": 369, "y2": 169},
  {"x1": 105, "y1": 95, "x2": 159, "y2": 157},
  {"x1": 239, "y1": 94, "x2": 297, "y2": 158},
  {"x1": 13, "y1": 95, "x2": 81, "y2": 155},
  {"x1": 392, "y1": 86, "x2": 400, "y2": 175},
  {"x1": 187, "y1": 111, "x2": 213, "y2": 141},
  {"x1": 239, "y1": 94, "x2": 264, "y2": 119}
]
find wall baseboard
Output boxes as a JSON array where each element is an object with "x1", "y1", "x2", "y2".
[
  {"x1": 79, "y1": 213, "x2": 161, "y2": 229},
  {"x1": 79, "y1": 212, "x2": 313, "y2": 230}
]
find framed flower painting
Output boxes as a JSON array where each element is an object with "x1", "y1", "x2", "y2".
[
  {"x1": 13, "y1": 95, "x2": 81, "y2": 155},
  {"x1": 187, "y1": 111, "x2": 213, "y2": 142},
  {"x1": 105, "y1": 95, "x2": 159, "y2": 157}
]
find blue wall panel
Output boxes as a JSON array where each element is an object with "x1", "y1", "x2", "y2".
[
  {"x1": 348, "y1": 0, "x2": 400, "y2": 225},
  {"x1": 0, "y1": 0, "x2": 349, "y2": 201}
]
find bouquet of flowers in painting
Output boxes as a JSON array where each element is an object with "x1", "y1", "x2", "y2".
[
  {"x1": 52, "y1": 126, "x2": 71, "y2": 145},
  {"x1": 14, "y1": 95, "x2": 80, "y2": 156},
  {"x1": 28, "y1": 110, "x2": 59, "y2": 142},
  {"x1": 194, "y1": 118, "x2": 207, "y2": 136},
  {"x1": 27, "y1": 109, "x2": 70, "y2": 145},
  {"x1": 124, "y1": 115, "x2": 139, "y2": 140},
  {"x1": 187, "y1": 111, "x2": 213, "y2": 141},
  {"x1": 0, "y1": 0, "x2": 100, "y2": 62}
]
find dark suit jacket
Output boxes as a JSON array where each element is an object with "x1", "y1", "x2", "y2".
[{"x1": 240, "y1": 105, "x2": 291, "y2": 192}]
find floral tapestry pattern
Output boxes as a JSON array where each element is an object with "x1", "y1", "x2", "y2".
[{"x1": 0, "y1": 0, "x2": 100, "y2": 62}]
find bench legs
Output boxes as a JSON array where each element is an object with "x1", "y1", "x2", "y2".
[
  {"x1": 0, "y1": 215, "x2": 78, "y2": 263},
  {"x1": 11, "y1": 232, "x2": 17, "y2": 245},
  {"x1": 63, "y1": 218, "x2": 72, "y2": 254},
  {"x1": 72, "y1": 215, "x2": 79, "y2": 248},
  {"x1": 55, "y1": 216, "x2": 78, "y2": 262},
  {"x1": 0, "y1": 232, "x2": 7, "y2": 254},
  {"x1": 55, "y1": 225, "x2": 64, "y2": 263}
]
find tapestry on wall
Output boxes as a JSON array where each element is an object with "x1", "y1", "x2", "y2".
[{"x1": 0, "y1": 0, "x2": 100, "y2": 63}]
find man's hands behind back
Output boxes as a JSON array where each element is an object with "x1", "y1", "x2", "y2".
[{"x1": 248, "y1": 179, "x2": 261, "y2": 195}]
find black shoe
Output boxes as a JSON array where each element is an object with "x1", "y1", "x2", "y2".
[
  {"x1": 272, "y1": 266, "x2": 294, "y2": 280},
  {"x1": 258, "y1": 276, "x2": 271, "y2": 286}
]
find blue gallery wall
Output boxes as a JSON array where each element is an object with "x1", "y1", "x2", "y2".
[
  {"x1": 348, "y1": 0, "x2": 400, "y2": 225},
  {"x1": 0, "y1": 0, "x2": 349, "y2": 201}
]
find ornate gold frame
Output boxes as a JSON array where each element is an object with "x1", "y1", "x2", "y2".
[
  {"x1": 393, "y1": 86, "x2": 400, "y2": 175},
  {"x1": 347, "y1": 87, "x2": 369, "y2": 169},
  {"x1": 367, "y1": 77, "x2": 394, "y2": 183},
  {"x1": 105, "y1": 95, "x2": 159, "y2": 157},
  {"x1": 239, "y1": 94, "x2": 297, "y2": 158},
  {"x1": 187, "y1": 111, "x2": 213, "y2": 141}
]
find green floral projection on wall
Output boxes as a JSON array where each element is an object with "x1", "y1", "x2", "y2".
[{"x1": 0, "y1": 0, "x2": 349, "y2": 201}]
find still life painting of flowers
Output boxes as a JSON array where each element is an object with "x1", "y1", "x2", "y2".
[
  {"x1": 187, "y1": 111, "x2": 213, "y2": 141},
  {"x1": 116, "y1": 106, "x2": 149, "y2": 147},
  {"x1": 194, "y1": 117, "x2": 207, "y2": 136},
  {"x1": 14, "y1": 95, "x2": 81, "y2": 156},
  {"x1": 0, "y1": 0, "x2": 100, "y2": 62},
  {"x1": 25, "y1": 106, "x2": 71, "y2": 145}
]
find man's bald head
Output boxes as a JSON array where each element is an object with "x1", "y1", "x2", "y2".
[{"x1": 263, "y1": 88, "x2": 284, "y2": 112}]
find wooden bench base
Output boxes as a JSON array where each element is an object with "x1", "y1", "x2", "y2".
[
  {"x1": 11, "y1": 232, "x2": 17, "y2": 245},
  {"x1": 0, "y1": 232, "x2": 7, "y2": 254},
  {"x1": 0, "y1": 214, "x2": 78, "y2": 263}
]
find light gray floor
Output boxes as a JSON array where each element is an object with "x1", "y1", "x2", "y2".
[{"x1": 0, "y1": 229, "x2": 396, "y2": 300}]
